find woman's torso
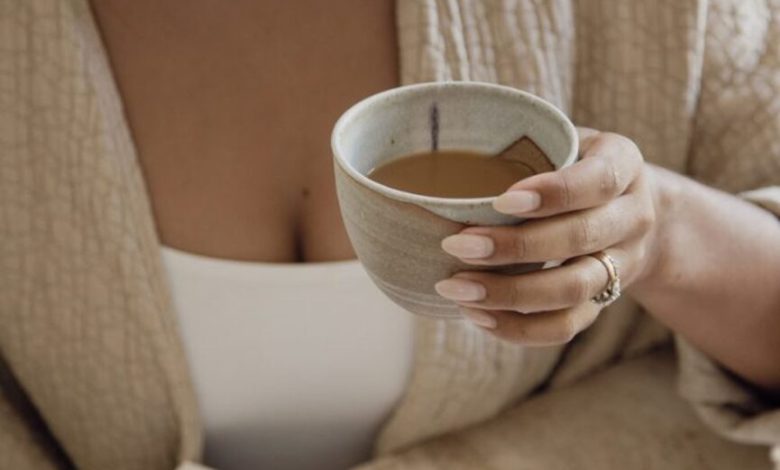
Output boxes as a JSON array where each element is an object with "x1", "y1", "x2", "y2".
[
  {"x1": 91, "y1": 1, "x2": 408, "y2": 468},
  {"x1": 11, "y1": 1, "x2": 775, "y2": 467},
  {"x1": 91, "y1": 0, "x2": 399, "y2": 262}
]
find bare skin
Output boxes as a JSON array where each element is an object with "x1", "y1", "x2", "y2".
[
  {"x1": 91, "y1": 0, "x2": 398, "y2": 262},
  {"x1": 437, "y1": 130, "x2": 780, "y2": 393},
  {"x1": 92, "y1": 2, "x2": 780, "y2": 393}
]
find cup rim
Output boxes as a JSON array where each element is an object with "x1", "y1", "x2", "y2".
[{"x1": 331, "y1": 81, "x2": 578, "y2": 207}]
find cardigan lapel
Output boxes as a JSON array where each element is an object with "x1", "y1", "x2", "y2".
[{"x1": 0, "y1": 1, "x2": 201, "y2": 468}]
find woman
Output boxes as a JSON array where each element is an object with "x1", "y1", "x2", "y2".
[{"x1": 1, "y1": 0, "x2": 779, "y2": 469}]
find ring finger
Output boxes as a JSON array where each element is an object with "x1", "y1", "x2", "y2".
[{"x1": 435, "y1": 246, "x2": 629, "y2": 313}]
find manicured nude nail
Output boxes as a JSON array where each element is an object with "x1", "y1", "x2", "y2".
[
  {"x1": 493, "y1": 190, "x2": 541, "y2": 214},
  {"x1": 435, "y1": 278, "x2": 486, "y2": 302},
  {"x1": 441, "y1": 234, "x2": 494, "y2": 259},
  {"x1": 460, "y1": 308, "x2": 497, "y2": 329}
]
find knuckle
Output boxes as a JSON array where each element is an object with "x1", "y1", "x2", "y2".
[
  {"x1": 547, "y1": 173, "x2": 574, "y2": 210},
  {"x1": 508, "y1": 279, "x2": 524, "y2": 309},
  {"x1": 569, "y1": 216, "x2": 600, "y2": 253},
  {"x1": 598, "y1": 158, "x2": 624, "y2": 198},
  {"x1": 636, "y1": 206, "x2": 656, "y2": 233},
  {"x1": 509, "y1": 231, "x2": 530, "y2": 260},
  {"x1": 560, "y1": 173, "x2": 574, "y2": 209}
]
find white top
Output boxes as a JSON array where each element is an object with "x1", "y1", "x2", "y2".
[{"x1": 161, "y1": 247, "x2": 415, "y2": 470}]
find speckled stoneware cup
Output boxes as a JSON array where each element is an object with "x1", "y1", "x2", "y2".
[{"x1": 332, "y1": 82, "x2": 578, "y2": 318}]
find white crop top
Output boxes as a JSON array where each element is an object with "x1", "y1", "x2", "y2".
[{"x1": 161, "y1": 246, "x2": 415, "y2": 470}]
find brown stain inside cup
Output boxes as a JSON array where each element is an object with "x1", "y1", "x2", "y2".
[{"x1": 496, "y1": 136, "x2": 555, "y2": 174}]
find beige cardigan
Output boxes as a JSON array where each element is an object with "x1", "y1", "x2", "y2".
[{"x1": 1, "y1": 0, "x2": 779, "y2": 469}]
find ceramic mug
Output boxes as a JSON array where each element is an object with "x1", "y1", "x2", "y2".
[{"x1": 332, "y1": 82, "x2": 578, "y2": 318}]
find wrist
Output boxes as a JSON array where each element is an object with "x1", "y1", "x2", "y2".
[{"x1": 629, "y1": 164, "x2": 683, "y2": 296}]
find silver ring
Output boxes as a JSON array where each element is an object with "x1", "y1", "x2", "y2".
[{"x1": 590, "y1": 252, "x2": 621, "y2": 307}]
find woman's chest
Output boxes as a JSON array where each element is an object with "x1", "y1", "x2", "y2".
[{"x1": 92, "y1": 0, "x2": 398, "y2": 261}]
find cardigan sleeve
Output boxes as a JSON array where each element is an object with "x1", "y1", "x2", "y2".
[{"x1": 353, "y1": 349, "x2": 774, "y2": 469}]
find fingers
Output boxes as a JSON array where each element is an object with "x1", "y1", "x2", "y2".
[
  {"x1": 437, "y1": 255, "x2": 612, "y2": 313},
  {"x1": 438, "y1": 240, "x2": 649, "y2": 344},
  {"x1": 442, "y1": 193, "x2": 653, "y2": 265},
  {"x1": 439, "y1": 129, "x2": 650, "y2": 346},
  {"x1": 460, "y1": 303, "x2": 602, "y2": 346},
  {"x1": 492, "y1": 131, "x2": 644, "y2": 218},
  {"x1": 436, "y1": 241, "x2": 638, "y2": 314}
]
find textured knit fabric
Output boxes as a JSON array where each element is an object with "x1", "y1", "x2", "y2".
[{"x1": 0, "y1": 1, "x2": 779, "y2": 469}]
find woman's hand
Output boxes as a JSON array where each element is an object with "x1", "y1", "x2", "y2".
[{"x1": 435, "y1": 128, "x2": 661, "y2": 345}]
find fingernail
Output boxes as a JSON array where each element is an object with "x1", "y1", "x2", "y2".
[
  {"x1": 493, "y1": 190, "x2": 541, "y2": 214},
  {"x1": 460, "y1": 308, "x2": 497, "y2": 329},
  {"x1": 441, "y1": 234, "x2": 494, "y2": 259},
  {"x1": 435, "y1": 278, "x2": 486, "y2": 302}
]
